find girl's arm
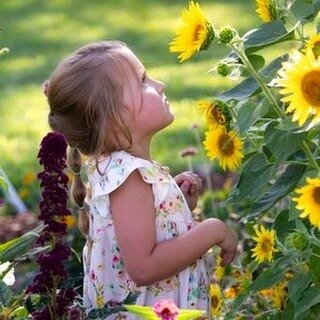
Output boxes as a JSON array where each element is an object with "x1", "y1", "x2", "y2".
[{"x1": 110, "y1": 170, "x2": 237, "y2": 286}]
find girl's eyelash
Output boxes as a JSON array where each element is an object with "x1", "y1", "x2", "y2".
[{"x1": 141, "y1": 74, "x2": 147, "y2": 86}]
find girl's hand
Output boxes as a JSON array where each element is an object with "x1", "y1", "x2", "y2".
[
  {"x1": 174, "y1": 171, "x2": 203, "y2": 211},
  {"x1": 218, "y1": 227, "x2": 238, "y2": 266}
]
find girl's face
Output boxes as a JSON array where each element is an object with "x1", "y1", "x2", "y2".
[{"x1": 119, "y1": 47, "x2": 174, "y2": 138}]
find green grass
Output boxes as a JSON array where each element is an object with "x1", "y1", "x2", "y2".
[{"x1": 0, "y1": 0, "x2": 264, "y2": 197}]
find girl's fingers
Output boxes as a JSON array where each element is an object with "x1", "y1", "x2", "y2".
[
  {"x1": 189, "y1": 184, "x2": 198, "y2": 195},
  {"x1": 180, "y1": 180, "x2": 191, "y2": 194},
  {"x1": 175, "y1": 173, "x2": 203, "y2": 194}
]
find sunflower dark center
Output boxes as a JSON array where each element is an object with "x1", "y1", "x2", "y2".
[
  {"x1": 211, "y1": 295, "x2": 219, "y2": 309},
  {"x1": 192, "y1": 24, "x2": 204, "y2": 43},
  {"x1": 312, "y1": 186, "x2": 320, "y2": 205},
  {"x1": 211, "y1": 107, "x2": 225, "y2": 124},
  {"x1": 218, "y1": 134, "x2": 235, "y2": 156},
  {"x1": 261, "y1": 238, "x2": 272, "y2": 252},
  {"x1": 301, "y1": 70, "x2": 320, "y2": 107}
]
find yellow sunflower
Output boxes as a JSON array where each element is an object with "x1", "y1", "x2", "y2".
[
  {"x1": 304, "y1": 34, "x2": 320, "y2": 58},
  {"x1": 197, "y1": 100, "x2": 226, "y2": 128},
  {"x1": 251, "y1": 225, "x2": 278, "y2": 264},
  {"x1": 203, "y1": 127, "x2": 243, "y2": 171},
  {"x1": 255, "y1": 0, "x2": 277, "y2": 22},
  {"x1": 293, "y1": 177, "x2": 320, "y2": 228},
  {"x1": 169, "y1": 1, "x2": 214, "y2": 62},
  {"x1": 214, "y1": 255, "x2": 225, "y2": 281},
  {"x1": 271, "y1": 282, "x2": 287, "y2": 310},
  {"x1": 276, "y1": 50, "x2": 320, "y2": 126},
  {"x1": 210, "y1": 284, "x2": 223, "y2": 316}
]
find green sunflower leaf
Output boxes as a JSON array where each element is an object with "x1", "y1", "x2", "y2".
[
  {"x1": 237, "y1": 98, "x2": 270, "y2": 134},
  {"x1": 0, "y1": 280, "x2": 12, "y2": 307},
  {"x1": 241, "y1": 54, "x2": 265, "y2": 76},
  {"x1": 265, "y1": 121, "x2": 307, "y2": 163},
  {"x1": 249, "y1": 266, "x2": 285, "y2": 292},
  {"x1": 287, "y1": 272, "x2": 313, "y2": 304},
  {"x1": 309, "y1": 245, "x2": 320, "y2": 284},
  {"x1": 291, "y1": 0, "x2": 316, "y2": 23},
  {"x1": 227, "y1": 153, "x2": 278, "y2": 213},
  {"x1": 247, "y1": 163, "x2": 307, "y2": 218},
  {"x1": 243, "y1": 20, "x2": 297, "y2": 54},
  {"x1": 273, "y1": 210, "x2": 296, "y2": 242},
  {"x1": 293, "y1": 287, "x2": 320, "y2": 319}
]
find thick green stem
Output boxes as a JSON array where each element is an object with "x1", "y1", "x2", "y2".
[
  {"x1": 230, "y1": 44, "x2": 285, "y2": 119},
  {"x1": 301, "y1": 141, "x2": 320, "y2": 172}
]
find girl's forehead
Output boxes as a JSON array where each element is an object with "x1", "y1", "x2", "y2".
[{"x1": 118, "y1": 47, "x2": 145, "y2": 77}]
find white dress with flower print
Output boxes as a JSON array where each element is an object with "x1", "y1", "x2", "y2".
[{"x1": 83, "y1": 151, "x2": 210, "y2": 319}]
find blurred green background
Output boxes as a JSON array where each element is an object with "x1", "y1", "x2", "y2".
[{"x1": 0, "y1": 0, "x2": 276, "y2": 213}]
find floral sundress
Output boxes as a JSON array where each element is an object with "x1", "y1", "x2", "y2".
[{"x1": 82, "y1": 150, "x2": 211, "y2": 319}]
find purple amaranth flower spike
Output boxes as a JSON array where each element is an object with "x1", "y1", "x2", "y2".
[
  {"x1": 26, "y1": 132, "x2": 77, "y2": 319},
  {"x1": 67, "y1": 306, "x2": 83, "y2": 320}
]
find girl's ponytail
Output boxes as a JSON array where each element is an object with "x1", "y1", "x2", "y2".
[{"x1": 67, "y1": 147, "x2": 89, "y2": 237}]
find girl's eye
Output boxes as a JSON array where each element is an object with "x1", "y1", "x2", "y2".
[{"x1": 141, "y1": 73, "x2": 147, "y2": 86}]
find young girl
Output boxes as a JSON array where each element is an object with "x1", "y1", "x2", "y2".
[{"x1": 45, "y1": 40, "x2": 238, "y2": 319}]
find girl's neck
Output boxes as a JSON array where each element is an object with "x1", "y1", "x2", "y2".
[{"x1": 128, "y1": 136, "x2": 152, "y2": 161}]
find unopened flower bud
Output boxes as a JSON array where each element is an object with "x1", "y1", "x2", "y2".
[
  {"x1": 216, "y1": 63, "x2": 230, "y2": 77},
  {"x1": 285, "y1": 232, "x2": 309, "y2": 251},
  {"x1": 219, "y1": 26, "x2": 237, "y2": 44}
]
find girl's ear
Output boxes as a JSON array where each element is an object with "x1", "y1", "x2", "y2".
[{"x1": 42, "y1": 80, "x2": 50, "y2": 96}]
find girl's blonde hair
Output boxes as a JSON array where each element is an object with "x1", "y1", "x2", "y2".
[{"x1": 46, "y1": 40, "x2": 133, "y2": 238}]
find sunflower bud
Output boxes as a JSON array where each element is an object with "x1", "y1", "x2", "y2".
[
  {"x1": 217, "y1": 62, "x2": 231, "y2": 77},
  {"x1": 285, "y1": 231, "x2": 309, "y2": 251},
  {"x1": 218, "y1": 26, "x2": 237, "y2": 44}
]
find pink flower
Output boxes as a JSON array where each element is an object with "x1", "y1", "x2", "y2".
[{"x1": 153, "y1": 300, "x2": 179, "y2": 320}]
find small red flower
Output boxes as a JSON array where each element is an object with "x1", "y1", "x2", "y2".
[{"x1": 153, "y1": 300, "x2": 179, "y2": 320}]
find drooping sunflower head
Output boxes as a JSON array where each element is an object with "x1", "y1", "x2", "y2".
[
  {"x1": 210, "y1": 284, "x2": 223, "y2": 316},
  {"x1": 293, "y1": 177, "x2": 320, "y2": 228},
  {"x1": 276, "y1": 50, "x2": 320, "y2": 127},
  {"x1": 304, "y1": 34, "x2": 320, "y2": 59},
  {"x1": 197, "y1": 100, "x2": 227, "y2": 128},
  {"x1": 169, "y1": 1, "x2": 214, "y2": 62},
  {"x1": 255, "y1": 0, "x2": 277, "y2": 22},
  {"x1": 251, "y1": 225, "x2": 277, "y2": 264},
  {"x1": 271, "y1": 282, "x2": 287, "y2": 310},
  {"x1": 203, "y1": 126, "x2": 243, "y2": 171}
]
